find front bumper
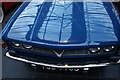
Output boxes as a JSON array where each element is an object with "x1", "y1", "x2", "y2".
[{"x1": 6, "y1": 52, "x2": 120, "y2": 68}]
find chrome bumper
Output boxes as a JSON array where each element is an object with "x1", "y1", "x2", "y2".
[{"x1": 6, "y1": 52, "x2": 120, "y2": 68}]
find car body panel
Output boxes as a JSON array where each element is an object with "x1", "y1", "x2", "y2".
[
  {"x1": 2, "y1": 0, "x2": 120, "y2": 49},
  {"x1": 1, "y1": 0, "x2": 120, "y2": 68}
]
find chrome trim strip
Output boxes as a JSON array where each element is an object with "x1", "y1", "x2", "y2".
[
  {"x1": 6, "y1": 52, "x2": 120, "y2": 68},
  {"x1": 117, "y1": 59, "x2": 120, "y2": 63}
]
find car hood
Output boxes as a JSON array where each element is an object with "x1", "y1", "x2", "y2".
[{"x1": 3, "y1": 1, "x2": 120, "y2": 47}]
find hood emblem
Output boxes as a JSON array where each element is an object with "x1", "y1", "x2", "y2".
[{"x1": 53, "y1": 50, "x2": 64, "y2": 57}]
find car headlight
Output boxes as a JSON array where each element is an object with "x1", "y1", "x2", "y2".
[
  {"x1": 103, "y1": 46, "x2": 115, "y2": 52},
  {"x1": 22, "y1": 44, "x2": 32, "y2": 49},
  {"x1": 89, "y1": 47, "x2": 101, "y2": 54},
  {"x1": 11, "y1": 42, "x2": 20, "y2": 47}
]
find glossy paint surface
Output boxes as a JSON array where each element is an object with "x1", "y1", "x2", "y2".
[{"x1": 2, "y1": 0, "x2": 120, "y2": 48}]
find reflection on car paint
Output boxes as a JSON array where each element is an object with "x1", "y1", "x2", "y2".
[{"x1": 1, "y1": 0, "x2": 120, "y2": 69}]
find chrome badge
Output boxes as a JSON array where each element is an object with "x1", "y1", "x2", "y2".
[{"x1": 53, "y1": 50, "x2": 64, "y2": 57}]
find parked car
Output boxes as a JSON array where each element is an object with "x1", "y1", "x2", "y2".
[
  {"x1": 1, "y1": 0, "x2": 120, "y2": 71},
  {"x1": 2, "y1": 2, "x2": 18, "y2": 13},
  {"x1": 0, "y1": 2, "x2": 22, "y2": 23}
]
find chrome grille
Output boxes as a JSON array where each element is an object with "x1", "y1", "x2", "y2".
[{"x1": 32, "y1": 46, "x2": 89, "y2": 56}]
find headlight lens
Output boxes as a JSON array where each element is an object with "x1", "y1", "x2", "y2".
[
  {"x1": 22, "y1": 44, "x2": 32, "y2": 49},
  {"x1": 11, "y1": 42, "x2": 20, "y2": 47},
  {"x1": 103, "y1": 46, "x2": 115, "y2": 52},
  {"x1": 89, "y1": 47, "x2": 101, "y2": 54}
]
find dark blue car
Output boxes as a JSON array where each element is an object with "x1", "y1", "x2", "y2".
[{"x1": 1, "y1": 0, "x2": 120, "y2": 71}]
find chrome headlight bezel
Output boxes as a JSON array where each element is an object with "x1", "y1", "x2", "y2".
[
  {"x1": 103, "y1": 46, "x2": 115, "y2": 52},
  {"x1": 89, "y1": 47, "x2": 101, "y2": 54},
  {"x1": 22, "y1": 44, "x2": 33, "y2": 50},
  {"x1": 11, "y1": 42, "x2": 20, "y2": 47}
]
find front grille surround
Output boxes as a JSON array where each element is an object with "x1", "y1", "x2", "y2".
[{"x1": 9, "y1": 42, "x2": 116, "y2": 57}]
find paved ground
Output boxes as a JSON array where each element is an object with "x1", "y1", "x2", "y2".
[{"x1": 1, "y1": 2, "x2": 120, "y2": 80}]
